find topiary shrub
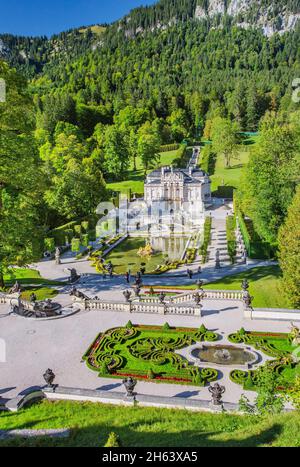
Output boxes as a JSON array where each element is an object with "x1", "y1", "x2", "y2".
[
  {"x1": 71, "y1": 238, "x2": 81, "y2": 253},
  {"x1": 104, "y1": 432, "x2": 122, "y2": 447},
  {"x1": 99, "y1": 362, "x2": 110, "y2": 375},
  {"x1": 199, "y1": 324, "x2": 207, "y2": 334},
  {"x1": 126, "y1": 320, "x2": 133, "y2": 329},
  {"x1": 147, "y1": 369, "x2": 154, "y2": 379},
  {"x1": 163, "y1": 322, "x2": 171, "y2": 331}
]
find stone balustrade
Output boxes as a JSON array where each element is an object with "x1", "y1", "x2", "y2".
[
  {"x1": 143, "y1": 289, "x2": 243, "y2": 304},
  {"x1": 84, "y1": 299, "x2": 201, "y2": 316}
]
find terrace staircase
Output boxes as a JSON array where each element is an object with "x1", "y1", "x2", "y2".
[{"x1": 207, "y1": 217, "x2": 231, "y2": 267}]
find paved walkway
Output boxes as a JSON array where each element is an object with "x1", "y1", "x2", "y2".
[{"x1": 0, "y1": 297, "x2": 292, "y2": 405}]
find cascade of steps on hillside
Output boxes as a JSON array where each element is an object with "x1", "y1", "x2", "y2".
[
  {"x1": 206, "y1": 216, "x2": 247, "y2": 267},
  {"x1": 207, "y1": 218, "x2": 231, "y2": 266}
]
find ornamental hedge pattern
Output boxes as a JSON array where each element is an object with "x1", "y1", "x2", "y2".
[
  {"x1": 83, "y1": 324, "x2": 219, "y2": 386},
  {"x1": 228, "y1": 329, "x2": 299, "y2": 391}
]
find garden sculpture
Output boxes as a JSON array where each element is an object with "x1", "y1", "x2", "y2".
[
  {"x1": 43, "y1": 368, "x2": 56, "y2": 388},
  {"x1": 8, "y1": 281, "x2": 22, "y2": 294},
  {"x1": 241, "y1": 279, "x2": 249, "y2": 291},
  {"x1": 215, "y1": 250, "x2": 221, "y2": 269},
  {"x1": 208, "y1": 382, "x2": 225, "y2": 406},
  {"x1": 122, "y1": 377, "x2": 137, "y2": 397},
  {"x1": 55, "y1": 247, "x2": 61, "y2": 265},
  {"x1": 242, "y1": 290, "x2": 253, "y2": 309},
  {"x1": 123, "y1": 290, "x2": 132, "y2": 302},
  {"x1": 158, "y1": 292, "x2": 166, "y2": 304}
]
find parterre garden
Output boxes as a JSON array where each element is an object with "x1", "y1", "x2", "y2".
[
  {"x1": 83, "y1": 324, "x2": 219, "y2": 386},
  {"x1": 229, "y1": 328, "x2": 300, "y2": 392}
]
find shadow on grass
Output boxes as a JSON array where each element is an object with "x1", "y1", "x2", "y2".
[{"x1": 0, "y1": 421, "x2": 283, "y2": 447}]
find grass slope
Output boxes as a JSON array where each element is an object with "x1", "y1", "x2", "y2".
[
  {"x1": 0, "y1": 401, "x2": 299, "y2": 447},
  {"x1": 154, "y1": 266, "x2": 291, "y2": 309},
  {"x1": 2, "y1": 268, "x2": 61, "y2": 300}
]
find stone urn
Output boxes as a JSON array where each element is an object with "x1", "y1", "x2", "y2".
[
  {"x1": 122, "y1": 377, "x2": 137, "y2": 398},
  {"x1": 43, "y1": 369, "x2": 56, "y2": 388}
]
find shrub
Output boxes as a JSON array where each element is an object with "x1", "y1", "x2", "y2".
[
  {"x1": 147, "y1": 369, "x2": 154, "y2": 379},
  {"x1": 104, "y1": 432, "x2": 122, "y2": 447},
  {"x1": 200, "y1": 217, "x2": 212, "y2": 263},
  {"x1": 199, "y1": 324, "x2": 207, "y2": 334},
  {"x1": 81, "y1": 220, "x2": 89, "y2": 232},
  {"x1": 163, "y1": 322, "x2": 171, "y2": 331},
  {"x1": 126, "y1": 320, "x2": 133, "y2": 329},
  {"x1": 74, "y1": 225, "x2": 82, "y2": 237},
  {"x1": 44, "y1": 237, "x2": 55, "y2": 253},
  {"x1": 71, "y1": 238, "x2": 81, "y2": 252},
  {"x1": 99, "y1": 362, "x2": 110, "y2": 375},
  {"x1": 81, "y1": 234, "x2": 89, "y2": 247},
  {"x1": 226, "y1": 215, "x2": 236, "y2": 264}
]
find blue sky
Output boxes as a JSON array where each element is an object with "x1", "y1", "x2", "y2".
[{"x1": 0, "y1": 0, "x2": 157, "y2": 37}]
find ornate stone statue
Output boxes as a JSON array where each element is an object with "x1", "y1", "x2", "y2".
[
  {"x1": 123, "y1": 290, "x2": 132, "y2": 302},
  {"x1": 242, "y1": 290, "x2": 253, "y2": 309},
  {"x1": 8, "y1": 281, "x2": 22, "y2": 294},
  {"x1": 133, "y1": 285, "x2": 141, "y2": 298},
  {"x1": 70, "y1": 287, "x2": 90, "y2": 300},
  {"x1": 55, "y1": 247, "x2": 61, "y2": 265},
  {"x1": 43, "y1": 368, "x2": 56, "y2": 388},
  {"x1": 196, "y1": 279, "x2": 204, "y2": 289},
  {"x1": 193, "y1": 291, "x2": 203, "y2": 306},
  {"x1": 208, "y1": 382, "x2": 225, "y2": 406},
  {"x1": 30, "y1": 292, "x2": 37, "y2": 303},
  {"x1": 241, "y1": 279, "x2": 249, "y2": 291},
  {"x1": 241, "y1": 249, "x2": 247, "y2": 264},
  {"x1": 158, "y1": 292, "x2": 166, "y2": 304},
  {"x1": 215, "y1": 249, "x2": 221, "y2": 269},
  {"x1": 69, "y1": 268, "x2": 80, "y2": 283},
  {"x1": 122, "y1": 377, "x2": 137, "y2": 397}
]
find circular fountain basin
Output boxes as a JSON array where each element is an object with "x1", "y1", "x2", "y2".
[{"x1": 190, "y1": 344, "x2": 257, "y2": 367}]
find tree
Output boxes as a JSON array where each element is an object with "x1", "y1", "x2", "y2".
[
  {"x1": 210, "y1": 117, "x2": 240, "y2": 168},
  {"x1": 104, "y1": 432, "x2": 122, "y2": 447},
  {"x1": 137, "y1": 122, "x2": 160, "y2": 175},
  {"x1": 278, "y1": 186, "x2": 300, "y2": 308},
  {"x1": 44, "y1": 159, "x2": 107, "y2": 220},
  {"x1": 239, "y1": 113, "x2": 299, "y2": 245},
  {"x1": 167, "y1": 109, "x2": 189, "y2": 142},
  {"x1": 0, "y1": 62, "x2": 43, "y2": 288},
  {"x1": 103, "y1": 126, "x2": 129, "y2": 179},
  {"x1": 254, "y1": 366, "x2": 284, "y2": 415}
]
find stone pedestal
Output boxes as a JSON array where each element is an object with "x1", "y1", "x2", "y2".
[
  {"x1": 244, "y1": 307, "x2": 253, "y2": 319},
  {"x1": 209, "y1": 402, "x2": 224, "y2": 412}
]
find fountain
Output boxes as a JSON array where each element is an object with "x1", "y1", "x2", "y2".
[{"x1": 190, "y1": 344, "x2": 257, "y2": 368}]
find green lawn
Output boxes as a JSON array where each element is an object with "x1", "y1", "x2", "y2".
[
  {"x1": 151, "y1": 266, "x2": 291, "y2": 309},
  {"x1": 2, "y1": 268, "x2": 61, "y2": 300},
  {"x1": 105, "y1": 237, "x2": 164, "y2": 274},
  {"x1": 207, "y1": 135, "x2": 258, "y2": 197},
  {"x1": 21, "y1": 286, "x2": 58, "y2": 301},
  {"x1": 0, "y1": 400, "x2": 300, "y2": 447},
  {"x1": 3, "y1": 268, "x2": 61, "y2": 286},
  {"x1": 107, "y1": 149, "x2": 180, "y2": 195}
]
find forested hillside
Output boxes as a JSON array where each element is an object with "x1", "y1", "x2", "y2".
[{"x1": 0, "y1": 0, "x2": 300, "y2": 305}]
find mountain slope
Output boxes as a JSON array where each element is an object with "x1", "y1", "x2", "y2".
[{"x1": 1, "y1": 0, "x2": 300, "y2": 80}]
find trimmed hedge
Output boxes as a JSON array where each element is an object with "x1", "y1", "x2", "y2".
[
  {"x1": 201, "y1": 146, "x2": 216, "y2": 175},
  {"x1": 159, "y1": 143, "x2": 179, "y2": 152},
  {"x1": 83, "y1": 325, "x2": 219, "y2": 386},
  {"x1": 226, "y1": 215, "x2": 236, "y2": 264},
  {"x1": 199, "y1": 217, "x2": 212, "y2": 263}
]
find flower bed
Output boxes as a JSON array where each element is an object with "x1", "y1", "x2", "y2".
[
  {"x1": 228, "y1": 328, "x2": 299, "y2": 391},
  {"x1": 83, "y1": 324, "x2": 219, "y2": 386}
]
